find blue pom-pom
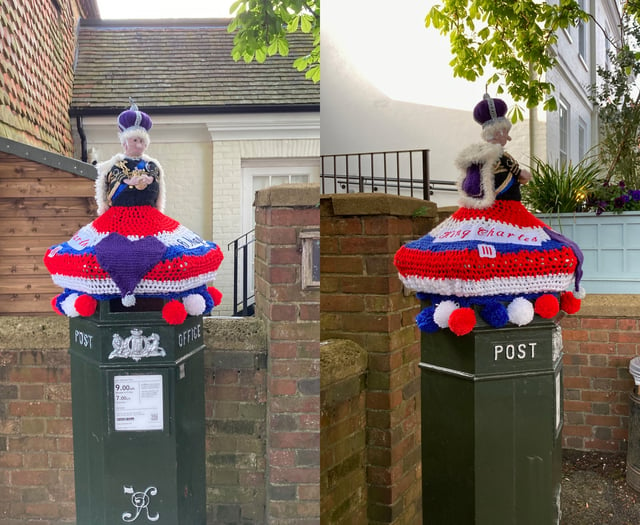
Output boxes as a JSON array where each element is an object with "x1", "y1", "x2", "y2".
[
  {"x1": 416, "y1": 306, "x2": 439, "y2": 333},
  {"x1": 481, "y1": 302, "x2": 509, "y2": 328}
]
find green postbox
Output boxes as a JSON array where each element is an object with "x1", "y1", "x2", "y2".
[
  {"x1": 420, "y1": 313, "x2": 563, "y2": 525},
  {"x1": 69, "y1": 300, "x2": 206, "y2": 525}
]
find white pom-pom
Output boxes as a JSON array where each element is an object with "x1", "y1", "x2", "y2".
[
  {"x1": 433, "y1": 300, "x2": 458, "y2": 328},
  {"x1": 61, "y1": 293, "x2": 80, "y2": 317},
  {"x1": 122, "y1": 294, "x2": 136, "y2": 307},
  {"x1": 183, "y1": 294, "x2": 206, "y2": 316},
  {"x1": 573, "y1": 285, "x2": 587, "y2": 300},
  {"x1": 507, "y1": 297, "x2": 534, "y2": 326}
]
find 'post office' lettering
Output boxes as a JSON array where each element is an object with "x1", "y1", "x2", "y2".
[
  {"x1": 74, "y1": 330, "x2": 93, "y2": 349},
  {"x1": 178, "y1": 324, "x2": 202, "y2": 348},
  {"x1": 493, "y1": 342, "x2": 537, "y2": 361}
]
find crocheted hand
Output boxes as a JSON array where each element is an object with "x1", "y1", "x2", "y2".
[
  {"x1": 518, "y1": 168, "x2": 532, "y2": 185},
  {"x1": 124, "y1": 172, "x2": 154, "y2": 190}
]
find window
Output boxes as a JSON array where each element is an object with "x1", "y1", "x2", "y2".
[
  {"x1": 559, "y1": 100, "x2": 569, "y2": 166},
  {"x1": 578, "y1": 0, "x2": 587, "y2": 61},
  {"x1": 578, "y1": 119, "x2": 587, "y2": 161}
]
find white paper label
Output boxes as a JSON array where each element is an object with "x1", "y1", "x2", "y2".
[{"x1": 114, "y1": 375, "x2": 163, "y2": 432}]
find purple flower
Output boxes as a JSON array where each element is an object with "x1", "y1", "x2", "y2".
[
  {"x1": 619, "y1": 181, "x2": 627, "y2": 189},
  {"x1": 614, "y1": 196, "x2": 627, "y2": 208},
  {"x1": 631, "y1": 190, "x2": 640, "y2": 201}
]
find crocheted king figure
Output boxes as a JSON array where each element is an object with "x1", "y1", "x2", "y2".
[
  {"x1": 394, "y1": 94, "x2": 585, "y2": 336},
  {"x1": 44, "y1": 102, "x2": 223, "y2": 325}
]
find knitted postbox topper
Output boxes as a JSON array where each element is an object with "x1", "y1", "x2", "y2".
[
  {"x1": 394, "y1": 95, "x2": 584, "y2": 336},
  {"x1": 44, "y1": 101, "x2": 223, "y2": 325}
]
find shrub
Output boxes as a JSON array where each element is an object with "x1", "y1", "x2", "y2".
[{"x1": 521, "y1": 157, "x2": 601, "y2": 213}]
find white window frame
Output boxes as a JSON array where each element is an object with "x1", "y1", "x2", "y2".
[
  {"x1": 559, "y1": 99, "x2": 570, "y2": 166},
  {"x1": 578, "y1": 118, "x2": 587, "y2": 161}
]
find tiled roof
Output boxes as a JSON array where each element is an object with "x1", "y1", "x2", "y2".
[{"x1": 71, "y1": 19, "x2": 320, "y2": 114}]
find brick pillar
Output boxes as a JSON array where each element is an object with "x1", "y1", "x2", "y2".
[
  {"x1": 254, "y1": 183, "x2": 320, "y2": 524},
  {"x1": 320, "y1": 194, "x2": 437, "y2": 525}
]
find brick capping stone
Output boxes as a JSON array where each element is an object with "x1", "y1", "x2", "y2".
[
  {"x1": 320, "y1": 339, "x2": 368, "y2": 389},
  {"x1": 323, "y1": 193, "x2": 437, "y2": 218},
  {"x1": 254, "y1": 183, "x2": 319, "y2": 208},
  {"x1": 577, "y1": 294, "x2": 640, "y2": 318}
]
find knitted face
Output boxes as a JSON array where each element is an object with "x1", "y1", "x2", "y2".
[
  {"x1": 481, "y1": 119, "x2": 512, "y2": 145},
  {"x1": 123, "y1": 135, "x2": 147, "y2": 158},
  {"x1": 487, "y1": 127, "x2": 511, "y2": 146}
]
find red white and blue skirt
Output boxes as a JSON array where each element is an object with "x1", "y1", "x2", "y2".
[
  {"x1": 44, "y1": 205, "x2": 223, "y2": 323},
  {"x1": 394, "y1": 200, "x2": 584, "y2": 335}
]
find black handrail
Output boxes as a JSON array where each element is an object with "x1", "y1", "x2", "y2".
[
  {"x1": 321, "y1": 148, "x2": 454, "y2": 199},
  {"x1": 227, "y1": 230, "x2": 255, "y2": 317}
]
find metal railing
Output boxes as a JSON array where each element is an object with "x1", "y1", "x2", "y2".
[
  {"x1": 321, "y1": 148, "x2": 457, "y2": 198},
  {"x1": 227, "y1": 230, "x2": 255, "y2": 317}
]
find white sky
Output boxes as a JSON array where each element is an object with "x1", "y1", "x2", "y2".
[
  {"x1": 96, "y1": 0, "x2": 236, "y2": 19},
  {"x1": 323, "y1": 0, "x2": 492, "y2": 111}
]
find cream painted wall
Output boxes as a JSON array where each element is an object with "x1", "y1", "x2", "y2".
[{"x1": 211, "y1": 139, "x2": 320, "y2": 313}]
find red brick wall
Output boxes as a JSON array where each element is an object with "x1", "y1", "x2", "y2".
[
  {"x1": 0, "y1": 335, "x2": 75, "y2": 524},
  {"x1": 320, "y1": 193, "x2": 437, "y2": 525},
  {"x1": 560, "y1": 298, "x2": 640, "y2": 452},
  {"x1": 0, "y1": 0, "x2": 90, "y2": 154},
  {"x1": 254, "y1": 184, "x2": 320, "y2": 525}
]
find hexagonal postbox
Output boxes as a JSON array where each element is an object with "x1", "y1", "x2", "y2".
[
  {"x1": 68, "y1": 300, "x2": 206, "y2": 525},
  {"x1": 420, "y1": 314, "x2": 564, "y2": 525}
]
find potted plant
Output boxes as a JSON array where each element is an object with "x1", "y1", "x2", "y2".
[{"x1": 523, "y1": 157, "x2": 640, "y2": 294}]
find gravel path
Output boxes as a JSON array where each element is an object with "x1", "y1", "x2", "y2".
[{"x1": 562, "y1": 450, "x2": 640, "y2": 525}]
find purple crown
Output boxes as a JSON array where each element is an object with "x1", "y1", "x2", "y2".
[
  {"x1": 117, "y1": 101, "x2": 152, "y2": 133},
  {"x1": 473, "y1": 94, "x2": 508, "y2": 127}
]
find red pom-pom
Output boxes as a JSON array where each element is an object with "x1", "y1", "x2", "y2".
[
  {"x1": 534, "y1": 294, "x2": 559, "y2": 319},
  {"x1": 208, "y1": 286, "x2": 223, "y2": 306},
  {"x1": 560, "y1": 292, "x2": 581, "y2": 314},
  {"x1": 163, "y1": 300, "x2": 187, "y2": 325},
  {"x1": 51, "y1": 295, "x2": 64, "y2": 316},
  {"x1": 75, "y1": 295, "x2": 97, "y2": 317},
  {"x1": 448, "y1": 307, "x2": 476, "y2": 336}
]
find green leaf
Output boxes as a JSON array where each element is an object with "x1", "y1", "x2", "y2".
[
  {"x1": 287, "y1": 16, "x2": 300, "y2": 32},
  {"x1": 306, "y1": 64, "x2": 320, "y2": 83},
  {"x1": 300, "y1": 14, "x2": 313, "y2": 33},
  {"x1": 277, "y1": 36, "x2": 289, "y2": 56},
  {"x1": 267, "y1": 39, "x2": 279, "y2": 55},
  {"x1": 255, "y1": 47, "x2": 267, "y2": 63},
  {"x1": 228, "y1": 0, "x2": 320, "y2": 82}
]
